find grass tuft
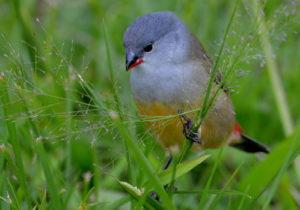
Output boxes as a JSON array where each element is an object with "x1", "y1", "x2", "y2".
[{"x1": 0, "y1": 0, "x2": 299, "y2": 209}]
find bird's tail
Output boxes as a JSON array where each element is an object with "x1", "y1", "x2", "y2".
[
  {"x1": 232, "y1": 133, "x2": 270, "y2": 153},
  {"x1": 230, "y1": 123, "x2": 270, "y2": 153}
]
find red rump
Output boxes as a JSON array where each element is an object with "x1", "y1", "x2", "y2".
[{"x1": 234, "y1": 122, "x2": 244, "y2": 134}]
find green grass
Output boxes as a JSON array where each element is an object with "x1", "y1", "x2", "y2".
[{"x1": 0, "y1": 0, "x2": 300, "y2": 209}]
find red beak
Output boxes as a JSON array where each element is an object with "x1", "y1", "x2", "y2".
[
  {"x1": 126, "y1": 51, "x2": 143, "y2": 71},
  {"x1": 127, "y1": 58, "x2": 143, "y2": 70}
]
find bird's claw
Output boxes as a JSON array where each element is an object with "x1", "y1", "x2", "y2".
[
  {"x1": 150, "y1": 185, "x2": 178, "y2": 202},
  {"x1": 178, "y1": 109, "x2": 201, "y2": 144}
]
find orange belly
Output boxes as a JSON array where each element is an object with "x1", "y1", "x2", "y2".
[
  {"x1": 136, "y1": 102, "x2": 186, "y2": 151},
  {"x1": 135, "y1": 97, "x2": 235, "y2": 152}
]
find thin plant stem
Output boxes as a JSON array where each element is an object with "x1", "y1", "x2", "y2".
[
  {"x1": 102, "y1": 20, "x2": 135, "y2": 207},
  {"x1": 253, "y1": 0, "x2": 293, "y2": 136},
  {"x1": 193, "y1": 0, "x2": 241, "y2": 130},
  {"x1": 252, "y1": 1, "x2": 296, "y2": 209},
  {"x1": 0, "y1": 80, "x2": 32, "y2": 209}
]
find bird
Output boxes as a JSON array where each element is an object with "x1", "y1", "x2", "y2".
[{"x1": 123, "y1": 11, "x2": 269, "y2": 166}]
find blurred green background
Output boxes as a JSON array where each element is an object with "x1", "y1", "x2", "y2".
[{"x1": 0, "y1": 0, "x2": 300, "y2": 209}]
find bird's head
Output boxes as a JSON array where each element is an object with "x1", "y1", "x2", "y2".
[{"x1": 123, "y1": 11, "x2": 192, "y2": 71}]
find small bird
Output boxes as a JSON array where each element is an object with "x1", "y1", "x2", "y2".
[{"x1": 123, "y1": 11, "x2": 269, "y2": 161}]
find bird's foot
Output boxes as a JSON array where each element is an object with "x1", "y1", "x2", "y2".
[
  {"x1": 150, "y1": 154, "x2": 176, "y2": 202},
  {"x1": 178, "y1": 109, "x2": 201, "y2": 144},
  {"x1": 150, "y1": 185, "x2": 178, "y2": 202}
]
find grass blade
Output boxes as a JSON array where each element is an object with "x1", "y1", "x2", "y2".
[
  {"x1": 193, "y1": 0, "x2": 241, "y2": 129},
  {"x1": 116, "y1": 179, "x2": 163, "y2": 210},
  {"x1": 7, "y1": 178, "x2": 20, "y2": 209},
  {"x1": 262, "y1": 133, "x2": 300, "y2": 209},
  {"x1": 153, "y1": 154, "x2": 210, "y2": 186},
  {"x1": 253, "y1": 0, "x2": 293, "y2": 136},
  {"x1": 104, "y1": 195, "x2": 131, "y2": 210},
  {"x1": 10, "y1": 0, "x2": 48, "y2": 74},
  {"x1": 234, "y1": 124, "x2": 300, "y2": 209},
  {"x1": 210, "y1": 163, "x2": 243, "y2": 209},
  {"x1": 198, "y1": 144, "x2": 224, "y2": 209},
  {"x1": 113, "y1": 117, "x2": 176, "y2": 209},
  {"x1": 14, "y1": 88, "x2": 63, "y2": 209},
  {"x1": 103, "y1": 20, "x2": 135, "y2": 207},
  {"x1": 102, "y1": 20, "x2": 122, "y2": 117},
  {"x1": 35, "y1": 138, "x2": 64, "y2": 209},
  {"x1": 174, "y1": 189, "x2": 251, "y2": 198},
  {"x1": 0, "y1": 79, "x2": 32, "y2": 209}
]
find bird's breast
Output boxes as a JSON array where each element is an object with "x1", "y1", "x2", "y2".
[
  {"x1": 130, "y1": 62, "x2": 208, "y2": 106},
  {"x1": 129, "y1": 62, "x2": 235, "y2": 151}
]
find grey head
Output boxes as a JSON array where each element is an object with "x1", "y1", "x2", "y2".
[{"x1": 123, "y1": 11, "x2": 209, "y2": 71}]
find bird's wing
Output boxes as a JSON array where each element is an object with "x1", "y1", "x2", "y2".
[{"x1": 190, "y1": 33, "x2": 230, "y2": 94}]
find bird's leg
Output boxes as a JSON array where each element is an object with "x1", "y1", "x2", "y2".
[
  {"x1": 161, "y1": 153, "x2": 172, "y2": 171},
  {"x1": 150, "y1": 153, "x2": 177, "y2": 202},
  {"x1": 178, "y1": 109, "x2": 201, "y2": 144},
  {"x1": 150, "y1": 110, "x2": 202, "y2": 201}
]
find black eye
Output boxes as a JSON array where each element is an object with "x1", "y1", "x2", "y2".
[{"x1": 143, "y1": 44, "x2": 153, "y2": 52}]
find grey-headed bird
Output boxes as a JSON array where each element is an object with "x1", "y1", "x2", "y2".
[{"x1": 123, "y1": 12, "x2": 269, "y2": 165}]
